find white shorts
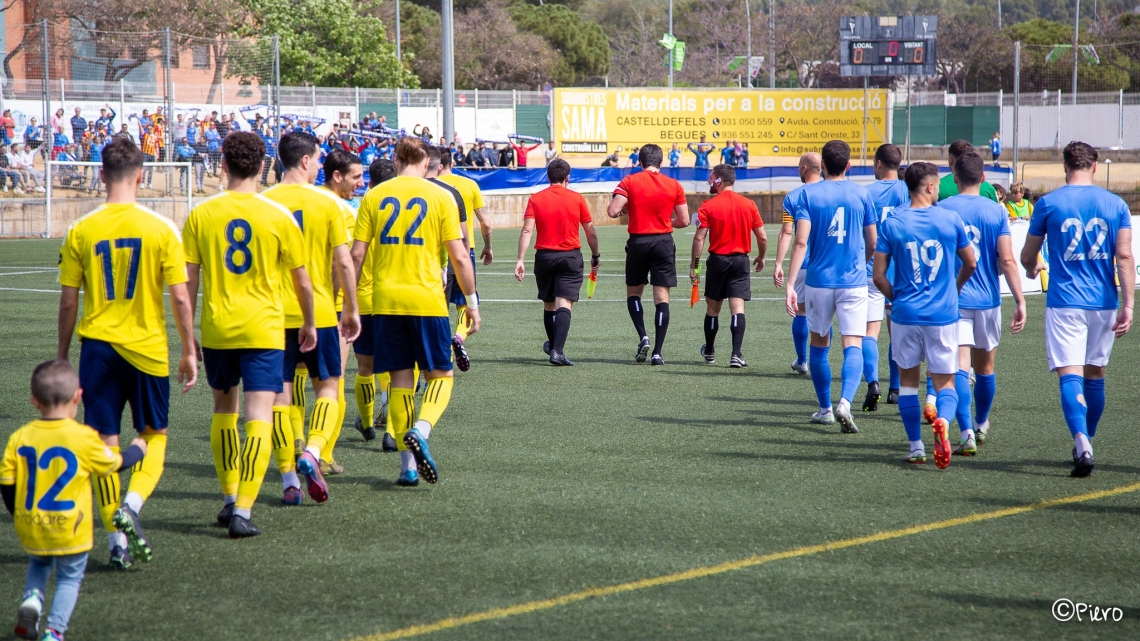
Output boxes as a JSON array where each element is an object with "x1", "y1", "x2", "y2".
[
  {"x1": 866, "y1": 278, "x2": 886, "y2": 323},
  {"x1": 1045, "y1": 307, "x2": 1116, "y2": 371},
  {"x1": 958, "y1": 307, "x2": 1002, "y2": 351},
  {"x1": 805, "y1": 285, "x2": 868, "y2": 337},
  {"x1": 891, "y1": 323, "x2": 959, "y2": 374},
  {"x1": 793, "y1": 269, "x2": 807, "y2": 302}
]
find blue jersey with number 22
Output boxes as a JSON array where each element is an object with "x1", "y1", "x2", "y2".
[
  {"x1": 876, "y1": 205, "x2": 970, "y2": 326},
  {"x1": 793, "y1": 180, "x2": 876, "y2": 288}
]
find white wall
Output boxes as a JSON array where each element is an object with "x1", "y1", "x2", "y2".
[{"x1": 1001, "y1": 103, "x2": 1140, "y2": 150}]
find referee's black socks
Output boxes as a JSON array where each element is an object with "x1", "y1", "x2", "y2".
[
  {"x1": 703, "y1": 314, "x2": 719, "y2": 353},
  {"x1": 552, "y1": 307, "x2": 572, "y2": 353},
  {"x1": 627, "y1": 297, "x2": 648, "y2": 340},
  {"x1": 730, "y1": 313, "x2": 746, "y2": 358},
  {"x1": 653, "y1": 302, "x2": 670, "y2": 356},
  {"x1": 543, "y1": 309, "x2": 557, "y2": 344}
]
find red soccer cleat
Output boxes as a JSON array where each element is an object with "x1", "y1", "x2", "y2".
[
  {"x1": 932, "y1": 418, "x2": 952, "y2": 470},
  {"x1": 923, "y1": 403, "x2": 938, "y2": 425}
]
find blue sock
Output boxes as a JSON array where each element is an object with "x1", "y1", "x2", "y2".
[
  {"x1": 861, "y1": 337, "x2": 879, "y2": 384},
  {"x1": 974, "y1": 373, "x2": 996, "y2": 424},
  {"x1": 899, "y1": 394, "x2": 922, "y2": 441},
  {"x1": 1059, "y1": 374, "x2": 1088, "y2": 438},
  {"x1": 888, "y1": 343, "x2": 900, "y2": 389},
  {"x1": 1084, "y1": 378, "x2": 1105, "y2": 439},
  {"x1": 935, "y1": 388, "x2": 959, "y2": 425},
  {"x1": 926, "y1": 376, "x2": 935, "y2": 397},
  {"x1": 955, "y1": 370, "x2": 973, "y2": 436},
  {"x1": 809, "y1": 344, "x2": 832, "y2": 410},
  {"x1": 792, "y1": 316, "x2": 808, "y2": 365},
  {"x1": 841, "y1": 346, "x2": 863, "y2": 403}
]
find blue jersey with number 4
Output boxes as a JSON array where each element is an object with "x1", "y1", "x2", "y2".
[
  {"x1": 876, "y1": 205, "x2": 970, "y2": 326},
  {"x1": 864, "y1": 179, "x2": 909, "y2": 278},
  {"x1": 1029, "y1": 184, "x2": 1131, "y2": 311},
  {"x1": 793, "y1": 180, "x2": 876, "y2": 288},
  {"x1": 941, "y1": 194, "x2": 1010, "y2": 310}
]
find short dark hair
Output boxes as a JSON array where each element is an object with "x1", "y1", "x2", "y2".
[
  {"x1": 904, "y1": 161, "x2": 940, "y2": 194},
  {"x1": 638, "y1": 144, "x2": 664, "y2": 168},
  {"x1": 426, "y1": 145, "x2": 442, "y2": 172},
  {"x1": 821, "y1": 140, "x2": 850, "y2": 176},
  {"x1": 953, "y1": 151, "x2": 984, "y2": 186},
  {"x1": 278, "y1": 131, "x2": 320, "y2": 170},
  {"x1": 101, "y1": 136, "x2": 144, "y2": 184},
  {"x1": 711, "y1": 164, "x2": 736, "y2": 185},
  {"x1": 324, "y1": 149, "x2": 361, "y2": 180},
  {"x1": 222, "y1": 132, "x2": 265, "y2": 179},
  {"x1": 1063, "y1": 141, "x2": 1098, "y2": 171},
  {"x1": 873, "y1": 144, "x2": 902, "y2": 170},
  {"x1": 947, "y1": 139, "x2": 974, "y2": 162},
  {"x1": 369, "y1": 158, "x2": 397, "y2": 187},
  {"x1": 438, "y1": 145, "x2": 453, "y2": 168},
  {"x1": 31, "y1": 359, "x2": 78, "y2": 406},
  {"x1": 547, "y1": 158, "x2": 571, "y2": 183}
]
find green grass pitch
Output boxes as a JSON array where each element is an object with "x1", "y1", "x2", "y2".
[{"x1": 1, "y1": 226, "x2": 1139, "y2": 640}]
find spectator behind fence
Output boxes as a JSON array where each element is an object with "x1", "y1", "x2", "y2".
[
  {"x1": 94, "y1": 105, "x2": 116, "y2": 134},
  {"x1": 23, "y1": 118, "x2": 41, "y2": 151},
  {"x1": 56, "y1": 144, "x2": 82, "y2": 188},
  {"x1": 176, "y1": 137, "x2": 196, "y2": 194},
  {"x1": 0, "y1": 110, "x2": 13, "y2": 145},
  {"x1": 13, "y1": 143, "x2": 45, "y2": 192},
  {"x1": 669, "y1": 143, "x2": 681, "y2": 168},
  {"x1": 1005, "y1": 182, "x2": 1033, "y2": 220},
  {"x1": 467, "y1": 143, "x2": 484, "y2": 168},
  {"x1": 0, "y1": 144, "x2": 21, "y2": 193},
  {"x1": 509, "y1": 136, "x2": 541, "y2": 169},
  {"x1": 173, "y1": 113, "x2": 188, "y2": 142},
  {"x1": 70, "y1": 108, "x2": 87, "y2": 149},
  {"x1": 481, "y1": 142, "x2": 496, "y2": 168},
  {"x1": 545, "y1": 140, "x2": 558, "y2": 166},
  {"x1": 51, "y1": 108, "x2": 64, "y2": 134},
  {"x1": 115, "y1": 123, "x2": 135, "y2": 144},
  {"x1": 498, "y1": 143, "x2": 515, "y2": 168},
  {"x1": 87, "y1": 134, "x2": 106, "y2": 194},
  {"x1": 204, "y1": 123, "x2": 221, "y2": 176},
  {"x1": 51, "y1": 127, "x2": 70, "y2": 160}
]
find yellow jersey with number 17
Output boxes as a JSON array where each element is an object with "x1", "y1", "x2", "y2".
[
  {"x1": 261, "y1": 183, "x2": 349, "y2": 328},
  {"x1": 437, "y1": 172, "x2": 485, "y2": 250},
  {"x1": 354, "y1": 176, "x2": 460, "y2": 317},
  {"x1": 58, "y1": 203, "x2": 187, "y2": 377},
  {"x1": 182, "y1": 191, "x2": 305, "y2": 350}
]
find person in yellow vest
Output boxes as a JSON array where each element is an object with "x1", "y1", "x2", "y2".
[{"x1": 1005, "y1": 182, "x2": 1034, "y2": 221}]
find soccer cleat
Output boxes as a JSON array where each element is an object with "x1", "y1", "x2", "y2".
[
  {"x1": 215, "y1": 502, "x2": 235, "y2": 526},
  {"x1": 1071, "y1": 452, "x2": 1095, "y2": 478},
  {"x1": 376, "y1": 402, "x2": 389, "y2": 431},
  {"x1": 887, "y1": 388, "x2": 900, "y2": 404},
  {"x1": 282, "y1": 486, "x2": 303, "y2": 506},
  {"x1": 835, "y1": 402, "x2": 859, "y2": 434},
  {"x1": 227, "y1": 514, "x2": 261, "y2": 539},
  {"x1": 542, "y1": 340, "x2": 551, "y2": 356},
  {"x1": 650, "y1": 354, "x2": 665, "y2": 367},
  {"x1": 381, "y1": 432, "x2": 399, "y2": 453},
  {"x1": 293, "y1": 438, "x2": 306, "y2": 461},
  {"x1": 862, "y1": 381, "x2": 881, "y2": 412},
  {"x1": 39, "y1": 629, "x2": 64, "y2": 641},
  {"x1": 635, "y1": 337, "x2": 651, "y2": 363},
  {"x1": 403, "y1": 428, "x2": 438, "y2": 484},
  {"x1": 112, "y1": 506, "x2": 153, "y2": 563},
  {"x1": 811, "y1": 409, "x2": 836, "y2": 425},
  {"x1": 354, "y1": 415, "x2": 377, "y2": 442},
  {"x1": 923, "y1": 403, "x2": 938, "y2": 425},
  {"x1": 905, "y1": 449, "x2": 927, "y2": 465},
  {"x1": 452, "y1": 335, "x2": 470, "y2": 372},
  {"x1": 297, "y1": 452, "x2": 329, "y2": 502},
  {"x1": 549, "y1": 351, "x2": 575, "y2": 366},
  {"x1": 109, "y1": 545, "x2": 134, "y2": 570},
  {"x1": 15, "y1": 590, "x2": 42, "y2": 640},
  {"x1": 700, "y1": 345, "x2": 715, "y2": 364},
  {"x1": 729, "y1": 355, "x2": 747, "y2": 369},
  {"x1": 396, "y1": 469, "x2": 419, "y2": 487},
  {"x1": 319, "y1": 459, "x2": 345, "y2": 475},
  {"x1": 975, "y1": 420, "x2": 990, "y2": 444},
  {"x1": 932, "y1": 418, "x2": 952, "y2": 469},
  {"x1": 790, "y1": 360, "x2": 808, "y2": 375},
  {"x1": 954, "y1": 436, "x2": 978, "y2": 456}
]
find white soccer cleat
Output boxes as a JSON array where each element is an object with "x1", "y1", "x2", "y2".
[
  {"x1": 790, "y1": 360, "x2": 809, "y2": 375},
  {"x1": 974, "y1": 420, "x2": 990, "y2": 444},
  {"x1": 834, "y1": 400, "x2": 859, "y2": 434},
  {"x1": 811, "y1": 409, "x2": 836, "y2": 425}
]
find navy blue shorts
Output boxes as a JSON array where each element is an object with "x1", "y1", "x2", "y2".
[
  {"x1": 445, "y1": 248, "x2": 478, "y2": 306},
  {"x1": 373, "y1": 315, "x2": 454, "y2": 373},
  {"x1": 353, "y1": 315, "x2": 375, "y2": 357},
  {"x1": 79, "y1": 339, "x2": 169, "y2": 435},
  {"x1": 283, "y1": 326, "x2": 342, "y2": 381},
  {"x1": 202, "y1": 348, "x2": 284, "y2": 394}
]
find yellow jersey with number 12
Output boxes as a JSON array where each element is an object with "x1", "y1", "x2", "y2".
[
  {"x1": 437, "y1": 172, "x2": 485, "y2": 250},
  {"x1": 354, "y1": 176, "x2": 460, "y2": 317},
  {"x1": 182, "y1": 191, "x2": 305, "y2": 349}
]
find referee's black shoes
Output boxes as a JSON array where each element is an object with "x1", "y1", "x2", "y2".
[{"x1": 549, "y1": 351, "x2": 574, "y2": 366}]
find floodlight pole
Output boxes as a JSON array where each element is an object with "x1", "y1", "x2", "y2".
[
  {"x1": 442, "y1": 0, "x2": 455, "y2": 141},
  {"x1": 1012, "y1": 41, "x2": 1020, "y2": 181},
  {"x1": 768, "y1": 0, "x2": 775, "y2": 88},
  {"x1": 395, "y1": 0, "x2": 401, "y2": 63},
  {"x1": 1072, "y1": 0, "x2": 1080, "y2": 104},
  {"x1": 668, "y1": 0, "x2": 674, "y2": 88},
  {"x1": 745, "y1": 0, "x2": 751, "y2": 88}
]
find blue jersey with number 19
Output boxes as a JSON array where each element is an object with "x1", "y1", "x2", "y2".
[
  {"x1": 793, "y1": 180, "x2": 876, "y2": 288},
  {"x1": 1028, "y1": 184, "x2": 1131, "y2": 311},
  {"x1": 940, "y1": 194, "x2": 1010, "y2": 310},
  {"x1": 876, "y1": 205, "x2": 970, "y2": 326},
  {"x1": 863, "y1": 179, "x2": 909, "y2": 278}
]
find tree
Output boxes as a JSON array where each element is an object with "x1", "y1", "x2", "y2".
[
  {"x1": 934, "y1": 7, "x2": 1014, "y2": 93},
  {"x1": 510, "y1": 2, "x2": 610, "y2": 85},
  {"x1": 772, "y1": 0, "x2": 853, "y2": 88},
  {"x1": 1007, "y1": 18, "x2": 1129, "y2": 92},
  {"x1": 673, "y1": 0, "x2": 766, "y2": 87},
  {"x1": 585, "y1": 0, "x2": 668, "y2": 87}
]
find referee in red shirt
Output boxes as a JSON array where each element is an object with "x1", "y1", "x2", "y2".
[
  {"x1": 606, "y1": 144, "x2": 690, "y2": 365},
  {"x1": 691, "y1": 164, "x2": 767, "y2": 368},
  {"x1": 514, "y1": 159, "x2": 601, "y2": 366}
]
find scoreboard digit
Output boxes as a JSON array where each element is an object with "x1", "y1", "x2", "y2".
[{"x1": 840, "y1": 16, "x2": 937, "y2": 77}]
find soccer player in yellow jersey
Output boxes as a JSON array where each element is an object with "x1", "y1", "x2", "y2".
[
  {"x1": 437, "y1": 148, "x2": 493, "y2": 370},
  {"x1": 183, "y1": 132, "x2": 317, "y2": 538},
  {"x1": 56, "y1": 136, "x2": 196, "y2": 570},
  {"x1": 260, "y1": 133, "x2": 360, "y2": 505},
  {"x1": 351, "y1": 138, "x2": 480, "y2": 486},
  {"x1": 2, "y1": 360, "x2": 148, "y2": 640}
]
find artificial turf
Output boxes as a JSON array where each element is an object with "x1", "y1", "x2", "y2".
[{"x1": 0, "y1": 227, "x2": 1138, "y2": 640}]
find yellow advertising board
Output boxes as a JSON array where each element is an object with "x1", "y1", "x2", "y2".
[{"x1": 553, "y1": 88, "x2": 890, "y2": 157}]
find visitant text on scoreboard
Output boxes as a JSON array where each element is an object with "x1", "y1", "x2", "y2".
[{"x1": 554, "y1": 88, "x2": 889, "y2": 157}]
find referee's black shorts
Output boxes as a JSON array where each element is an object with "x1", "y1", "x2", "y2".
[
  {"x1": 625, "y1": 233, "x2": 677, "y2": 288},
  {"x1": 534, "y1": 249, "x2": 584, "y2": 303},
  {"x1": 704, "y1": 253, "x2": 752, "y2": 301}
]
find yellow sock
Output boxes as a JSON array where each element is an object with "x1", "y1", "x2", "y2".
[
  {"x1": 290, "y1": 372, "x2": 307, "y2": 442},
  {"x1": 210, "y1": 413, "x2": 240, "y2": 497},
  {"x1": 322, "y1": 378, "x2": 346, "y2": 462},
  {"x1": 389, "y1": 388, "x2": 415, "y2": 451},
  {"x1": 126, "y1": 434, "x2": 165, "y2": 503},
  {"x1": 455, "y1": 306, "x2": 470, "y2": 341},
  {"x1": 305, "y1": 397, "x2": 338, "y2": 453},
  {"x1": 95, "y1": 446, "x2": 121, "y2": 533},
  {"x1": 235, "y1": 420, "x2": 272, "y2": 511},
  {"x1": 418, "y1": 377, "x2": 454, "y2": 429},
  {"x1": 354, "y1": 374, "x2": 375, "y2": 428},
  {"x1": 271, "y1": 405, "x2": 295, "y2": 473}
]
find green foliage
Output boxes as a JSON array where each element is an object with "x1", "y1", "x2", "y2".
[
  {"x1": 510, "y1": 2, "x2": 611, "y2": 85},
  {"x1": 1010, "y1": 19, "x2": 1130, "y2": 92}
]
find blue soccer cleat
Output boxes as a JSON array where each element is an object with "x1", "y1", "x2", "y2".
[
  {"x1": 396, "y1": 469, "x2": 419, "y2": 487},
  {"x1": 297, "y1": 451, "x2": 329, "y2": 503},
  {"x1": 403, "y1": 428, "x2": 438, "y2": 484},
  {"x1": 282, "y1": 486, "x2": 303, "y2": 506}
]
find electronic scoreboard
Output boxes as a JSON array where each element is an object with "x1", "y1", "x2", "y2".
[{"x1": 839, "y1": 15, "x2": 937, "y2": 77}]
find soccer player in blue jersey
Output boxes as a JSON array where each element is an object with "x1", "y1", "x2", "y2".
[
  {"x1": 773, "y1": 152, "x2": 821, "y2": 374},
  {"x1": 1020, "y1": 142, "x2": 1134, "y2": 477},
  {"x1": 874, "y1": 162, "x2": 976, "y2": 467},
  {"x1": 861, "y1": 144, "x2": 910, "y2": 411},
  {"x1": 940, "y1": 152, "x2": 1027, "y2": 455},
  {"x1": 785, "y1": 141, "x2": 877, "y2": 433}
]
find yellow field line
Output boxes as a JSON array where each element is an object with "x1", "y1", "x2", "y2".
[{"x1": 351, "y1": 481, "x2": 1140, "y2": 641}]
